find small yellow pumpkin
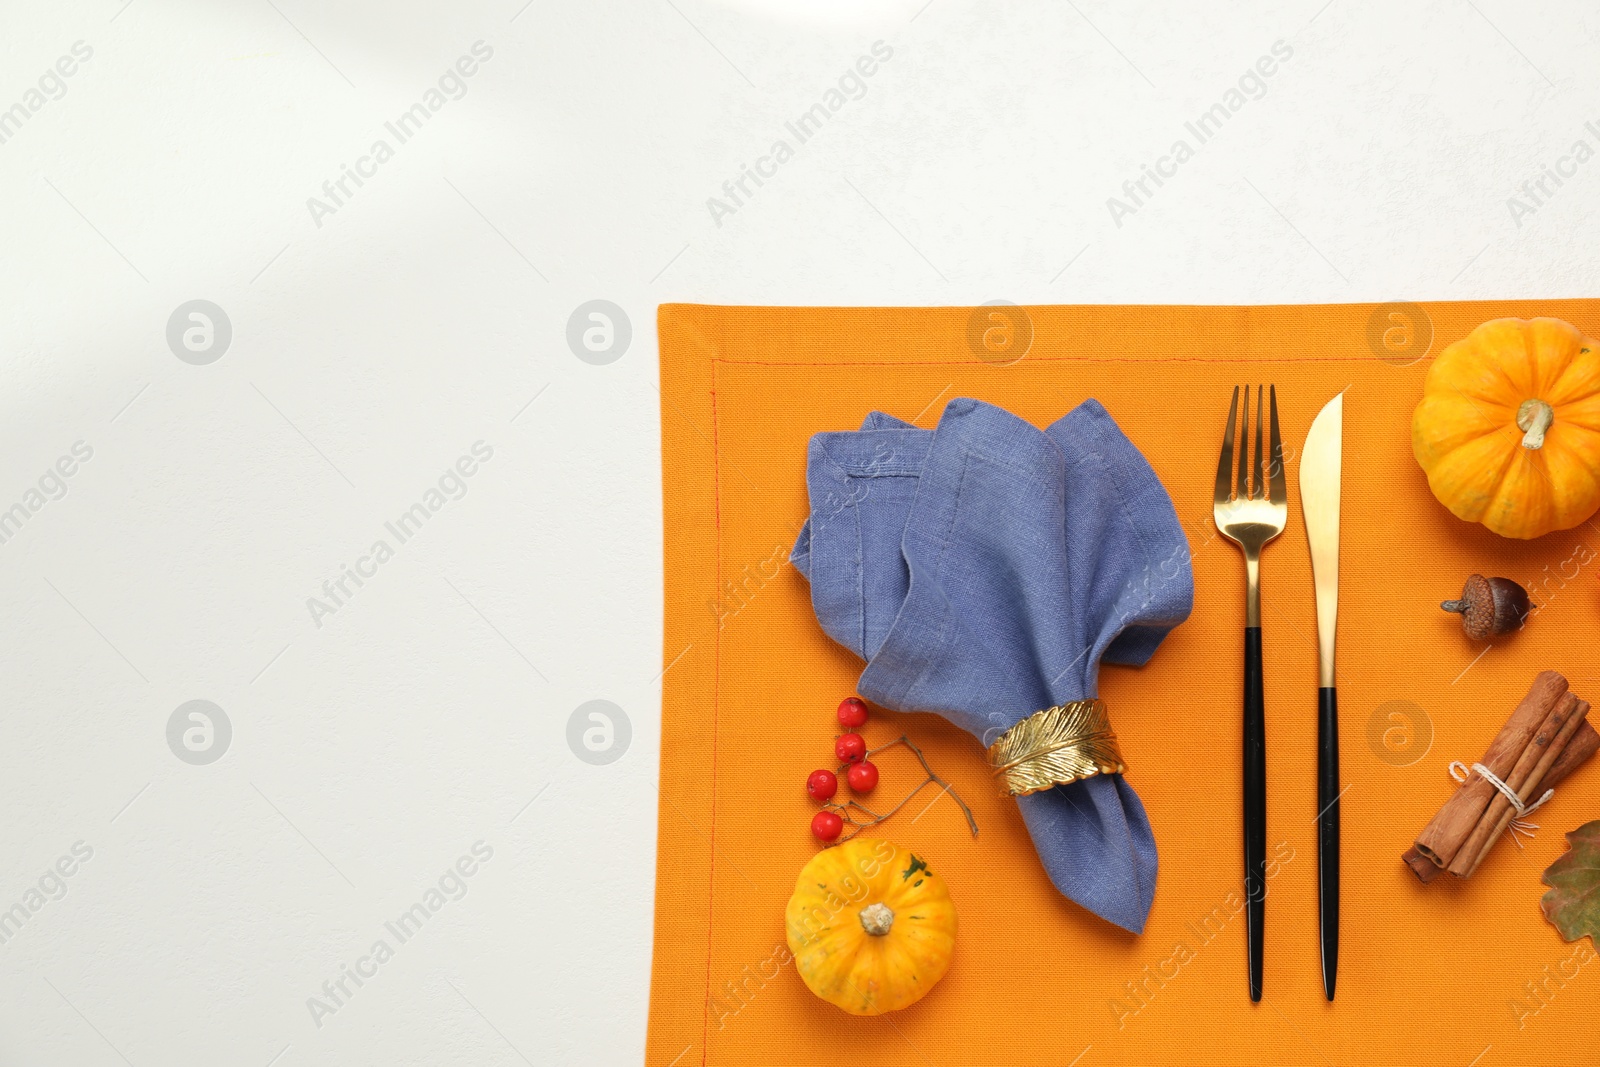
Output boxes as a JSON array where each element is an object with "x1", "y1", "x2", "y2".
[
  {"x1": 1412, "y1": 317, "x2": 1600, "y2": 539},
  {"x1": 784, "y1": 838, "x2": 956, "y2": 1016}
]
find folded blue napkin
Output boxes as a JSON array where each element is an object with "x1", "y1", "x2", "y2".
[{"x1": 791, "y1": 398, "x2": 1193, "y2": 933}]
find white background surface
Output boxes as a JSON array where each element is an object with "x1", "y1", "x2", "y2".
[{"x1": 0, "y1": 1, "x2": 1595, "y2": 1064}]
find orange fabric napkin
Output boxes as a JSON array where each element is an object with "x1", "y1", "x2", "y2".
[{"x1": 650, "y1": 300, "x2": 1600, "y2": 1067}]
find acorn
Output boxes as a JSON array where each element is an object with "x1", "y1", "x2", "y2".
[{"x1": 1441, "y1": 574, "x2": 1532, "y2": 640}]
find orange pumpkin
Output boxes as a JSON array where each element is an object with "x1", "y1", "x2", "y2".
[
  {"x1": 1412, "y1": 317, "x2": 1600, "y2": 539},
  {"x1": 784, "y1": 838, "x2": 956, "y2": 1016}
]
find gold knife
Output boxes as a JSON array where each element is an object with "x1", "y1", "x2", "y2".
[{"x1": 1299, "y1": 392, "x2": 1342, "y2": 1000}]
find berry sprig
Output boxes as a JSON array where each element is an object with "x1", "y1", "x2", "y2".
[{"x1": 805, "y1": 696, "x2": 979, "y2": 844}]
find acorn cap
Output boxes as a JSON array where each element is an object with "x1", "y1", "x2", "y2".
[{"x1": 1441, "y1": 574, "x2": 1532, "y2": 640}]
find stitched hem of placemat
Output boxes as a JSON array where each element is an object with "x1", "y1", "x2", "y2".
[
  {"x1": 711, "y1": 355, "x2": 1413, "y2": 366},
  {"x1": 697, "y1": 355, "x2": 723, "y2": 1062}
]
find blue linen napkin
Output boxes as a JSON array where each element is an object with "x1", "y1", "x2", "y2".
[{"x1": 791, "y1": 397, "x2": 1193, "y2": 933}]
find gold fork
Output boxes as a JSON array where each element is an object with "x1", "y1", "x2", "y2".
[{"x1": 1212, "y1": 384, "x2": 1287, "y2": 1003}]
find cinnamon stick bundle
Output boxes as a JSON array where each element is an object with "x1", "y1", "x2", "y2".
[
  {"x1": 1404, "y1": 718, "x2": 1598, "y2": 883},
  {"x1": 1409, "y1": 671, "x2": 1567, "y2": 872},
  {"x1": 1403, "y1": 671, "x2": 1599, "y2": 883},
  {"x1": 1450, "y1": 694, "x2": 1588, "y2": 877}
]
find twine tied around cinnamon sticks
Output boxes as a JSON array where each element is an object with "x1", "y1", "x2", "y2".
[
  {"x1": 1445, "y1": 760, "x2": 1552, "y2": 847},
  {"x1": 1404, "y1": 671, "x2": 1600, "y2": 883}
]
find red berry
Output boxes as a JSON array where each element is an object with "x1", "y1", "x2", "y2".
[
  {"x1": 806, "y1": 768, "x2": 838, "y2": 801},
  {"x1": 811, "y1": 810, "x2": 843, "y2": 841},
  {"x1": 846, "y1": 760, "x2": 879, "y2": 793},
  {"x1": 835, "y1": 732, "x2": 867, "y2": 764},
  {"x1": 837, "y1": 697, "x2": 869, "y2": 728}
]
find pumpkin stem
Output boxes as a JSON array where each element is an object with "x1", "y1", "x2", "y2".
[
  {"x1": 859, "y1": 902, "x2": 895, "y2": 936},
  {"x1": 1517, "y1": 398, "x2": 1554, "y2": 449}
]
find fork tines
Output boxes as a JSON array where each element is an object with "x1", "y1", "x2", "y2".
[{"x1": 1216, "y1": 385, "x2": 1286, "y2": 505}]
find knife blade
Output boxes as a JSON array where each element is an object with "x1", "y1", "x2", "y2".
[{"x1": 1299, "y1": 392, "x2": 1342, "y2": 1001}]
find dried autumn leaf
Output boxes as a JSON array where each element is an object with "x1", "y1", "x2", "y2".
[{"x1": 1540, "y1": 820, "x2": 1600, "y2": 944}]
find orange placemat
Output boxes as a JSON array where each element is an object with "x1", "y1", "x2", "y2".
[{"x1": 649, "y1": 301, "x2": 1600, "y2": 1067}]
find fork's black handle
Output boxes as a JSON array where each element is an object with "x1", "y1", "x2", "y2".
[
  {"x1": 1318, "y1": 685, "x2": 1340, "y2": 1001},
  {"x1": 1243, "y1": 626, "x2": 1266, "y2": 1002}
]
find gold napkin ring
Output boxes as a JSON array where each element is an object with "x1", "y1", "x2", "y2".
[{"x1": 986, "y1": 699, "x2": 1125, "y2": 797}]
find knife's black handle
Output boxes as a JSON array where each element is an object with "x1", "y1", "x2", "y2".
[
  {"x1": 1243, "y1": 626, "x2": 1266, "y2": 1003},
  {"x1": 1318, "y1": 685, "x2": 1340, "y2": 1001}
]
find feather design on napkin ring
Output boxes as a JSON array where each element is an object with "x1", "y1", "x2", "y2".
[{"x1": 987, "y1": 700, "x2": 1124, "y2": 797}]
